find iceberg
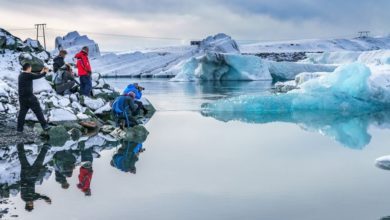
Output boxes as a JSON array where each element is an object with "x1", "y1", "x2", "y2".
[
  {"x1": 202, "y1": 63, "x2": 390, "y2": 114},
  {"x1": 54, "y1": 31, "x2": 100, "y2": 62},
  {"x1": 267, "y1": 61, "x2": 336, "y2": 80},
  {"x1": 172, "y1": 53, "x2": 272, "y2": 81}
]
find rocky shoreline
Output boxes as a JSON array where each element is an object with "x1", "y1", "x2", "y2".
[{"x1": 0, "y1": 28, "x2": 156, "y2": 147}]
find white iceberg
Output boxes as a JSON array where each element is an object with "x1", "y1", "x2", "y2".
[
  {"x1": 54, "y1": 31, "x2": 100, "y2": 62},
  {"x1": 172, "y1": 53, "x2": 272, "y2": 81}
]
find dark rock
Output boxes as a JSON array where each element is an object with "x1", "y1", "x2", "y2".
[
  {"x1": 69, "y1": 128, "x2": 82, "y2": 141},
  {"x1": 124, "y1": 125, "x2": 149, "y2": 143},
  {"x1": 48, "y1": 125, "x2": 70, "y2": 146},
  {"x1": 18, "y1": 52, "x2": 44, "y2": 72}
]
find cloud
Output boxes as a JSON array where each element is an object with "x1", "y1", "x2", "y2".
[{"x1": 0, "y1": 0, "x2": 389, "y2": 50}]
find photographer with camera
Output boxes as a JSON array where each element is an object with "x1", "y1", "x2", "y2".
[
  {"x1": 123, "y1": 83, "x2": 148, "y2": 115},
  {"x1": 17, "y1": 63, "x2": 51, "y2": 133}
]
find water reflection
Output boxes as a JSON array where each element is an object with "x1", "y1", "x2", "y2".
[
  {"x1": 202, "y1": 110, "x2": 390, "y2": 149},
  {"x1": 17, "y1": 143, "x2": 52, "y2": 212},
  {"x1": 0, "y1": 132, "x2": 148, "y2": 216},
  {"x1": 51, "y1": 149, "x2": 77, "y2": 189},
  {"x1": 111, "y1": 140, "x2": 145, "y2": 174},
  {"x1": 77, "y1": 162, "x2": 93, "y2": 196}
]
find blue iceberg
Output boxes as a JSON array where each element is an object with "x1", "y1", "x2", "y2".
[
  {"x1": 201, "y1": 63, "x2": 390, "y2": 148},
  {"x1": 202, "y1": 63, "x2": 390, "y2": 114}
]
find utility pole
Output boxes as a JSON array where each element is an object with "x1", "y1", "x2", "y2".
[
  {"x1": 358, "y1": 31, "x2": 370, "y2": 38},
  {"x1": 35, "y1": 24, "x2": 47, "y2": 50}
]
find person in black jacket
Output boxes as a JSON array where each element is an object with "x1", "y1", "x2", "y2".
[
  {"x1": 17, "y1": 143, "x2": 52, "y2": 212},
  {"x1": 17, "y1": 63, "x2": 50, "y2": 133}
]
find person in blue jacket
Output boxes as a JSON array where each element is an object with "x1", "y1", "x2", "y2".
[
  {"x1": 123, "y1": 83, "x2": 148, "y2": 115},
  {"x1": 112, "y1": 91, "x2": 139, "y2": 128},
  {"x1": 110, "y1": 140, "x2": 145, "y2": 174}
]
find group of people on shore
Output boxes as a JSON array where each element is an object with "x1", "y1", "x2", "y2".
[{"x1": 17, "y1": 46, "x2": 148, "y2": 133}]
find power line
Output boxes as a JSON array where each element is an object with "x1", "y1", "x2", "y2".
[{"x1": 47, "y1": 28, "x2": 185, "y2": 41}]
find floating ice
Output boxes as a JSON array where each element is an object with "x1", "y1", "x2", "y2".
[
  {"x1": 202, "y1": 63, "x2": 388, "y2": 114},
  {"x1": 376, "y1": 155, "x2": 390, "y2": 170}
]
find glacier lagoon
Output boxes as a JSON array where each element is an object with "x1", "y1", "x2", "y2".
[{"x1": 3, "y1": 78, "x2": 390, "y2": 220}]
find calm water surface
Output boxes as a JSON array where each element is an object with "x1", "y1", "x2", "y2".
[{"x1": 4, "y1": 79, "x2": 390, "y2": 220}]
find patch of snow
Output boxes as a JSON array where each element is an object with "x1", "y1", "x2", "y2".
[
  {"x1": 83, "y1": 97, "x2": 105, "y2": 110},
  {"x1": 49, "y1": 108, "x2": 77, "y2": 122}
]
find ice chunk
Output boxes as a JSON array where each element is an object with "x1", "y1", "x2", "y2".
[
  {"x1": 267, "y1": 61, "x2": 336, "y2": 80},
  {"x1": 376, "y1": 155, "x2": 390, "y2": 170},
  {"x1": 172, "y1": 53, "x2": 271, "y2": 81},
  {"x1": 202, "y1": 63, "x2": 386, "y2": 115}
]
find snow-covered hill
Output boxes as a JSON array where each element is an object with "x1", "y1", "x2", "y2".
[{"x1": 240, "y1": 36, "x2": 390, "y2": 53}]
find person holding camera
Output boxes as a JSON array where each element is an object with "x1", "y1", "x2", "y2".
[
  {"x1": 123, "y1": 83, "x2": 148, "y2": 115},
  {"x1": 75, "y1": 46, "x2": 92, "y2": 96},
  {"x1": 17, "y1": 63, "x2": 50, "y2": 133}
]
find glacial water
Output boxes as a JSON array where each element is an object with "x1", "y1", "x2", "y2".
[{"x1": 3, "y1": 79, "x2": 390, "y2": 220}]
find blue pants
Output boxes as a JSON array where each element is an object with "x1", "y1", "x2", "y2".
[{"x1": 80, "y1": 76, "x2": 92, "y2": 96}]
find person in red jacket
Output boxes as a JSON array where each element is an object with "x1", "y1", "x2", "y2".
[
  {"x1": 74, "y1": 46, "x2": 92, "y2": 96},
  {"x1": 77, "y1": 162, "x2": 93, "y2": 196}
]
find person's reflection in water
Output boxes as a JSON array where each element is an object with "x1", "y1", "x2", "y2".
[
  {"x1": 77, "y1": 161, "x2": 93, "y2": 196},
  {"x1": 111, "y1": 141, "x2": 145, "y2": 174},
  {"x1": 17, "y1": 143, "x2": 51, "y2": 212},
  {"x1": 51, "y1": 150, "x2": 77, "y2": 189}
]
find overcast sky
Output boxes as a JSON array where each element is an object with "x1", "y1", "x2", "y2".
[{"x1": 1, "y1": 0, "x2": 389, "y2": 51}]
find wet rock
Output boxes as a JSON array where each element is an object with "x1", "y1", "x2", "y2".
[
  {"x1": 18, "y1": 52, "x2": 44, "y2": 72},
  {"x1": 61, "y1": 121, "x2": 83, "y2": 131},
  {"x1": 110, "y1": 125, "x2": 149, "y2": 143},
  {"x1": 69, "y1": 128, "x2": 82, "y2": 141},
  {"x1": 48, "y1": 125, "x2": 70, "y2": 146},
  {"x1": 33, "y1": 123, "x2": 44, "y2": 134}
]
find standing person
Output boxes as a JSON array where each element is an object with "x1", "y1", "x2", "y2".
[
  {"x1": 75, "y1": 46, "x2": 92, "y2": 96},
  {"x1": 17, "y1": 63, "x2": 50, "y2": 133}
]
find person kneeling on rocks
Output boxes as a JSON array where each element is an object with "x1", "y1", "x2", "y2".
[
  {"x1": 53, "y1": 50, "x2": 78, "y2": 95},
  {"x1": 17, "y1": 63, "x2": 50, "y2": 133},
  {"x1": 123, "y1": 83, "x2": 148, "y2": 115},
  {"x1": 112, "y1": 91, "x2": 139, "y2": 128}
]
